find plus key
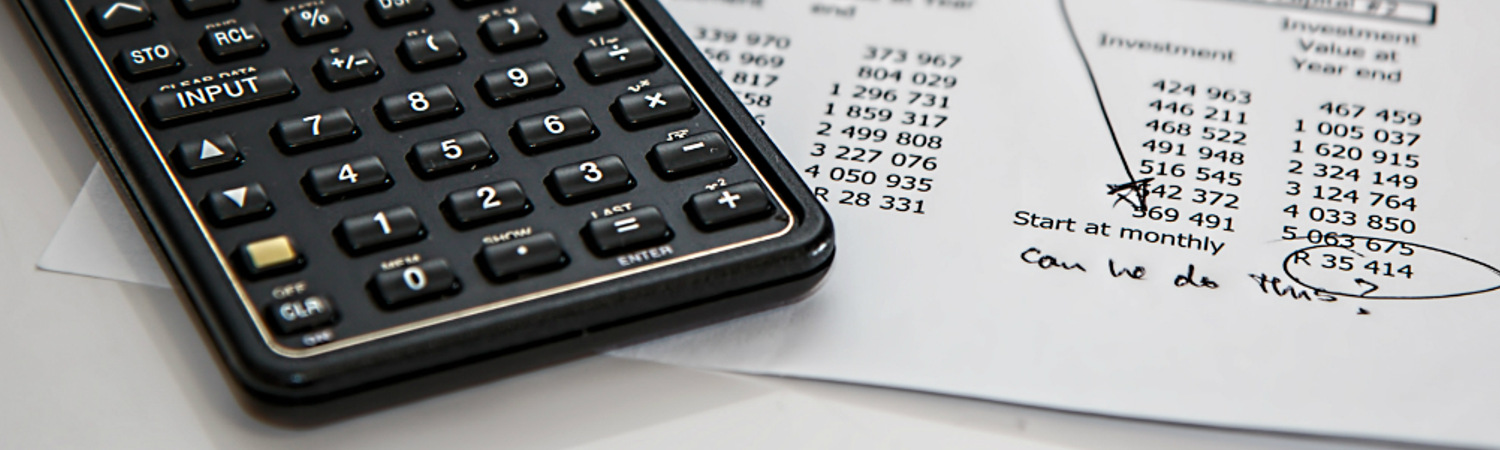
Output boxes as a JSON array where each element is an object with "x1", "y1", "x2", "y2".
[{"x1": 686, "y1": 182, "x2": 772, "y2": 230}]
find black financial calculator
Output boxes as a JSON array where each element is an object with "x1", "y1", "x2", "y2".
[{"x1": 19, "y1": 0, "x2": 832, "y2": 403}]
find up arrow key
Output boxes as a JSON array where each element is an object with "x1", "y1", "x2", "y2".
[
  {"x1": 173, "y1": 134, "x2": 241, "y2": 173},
  {"x1": 199, "y1": 139, "x2": 225, "y2": 159}
]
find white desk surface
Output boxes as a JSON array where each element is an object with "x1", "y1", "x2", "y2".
[{"x1": 0, "y1": 4, "x2": 1421, "y2": 449}]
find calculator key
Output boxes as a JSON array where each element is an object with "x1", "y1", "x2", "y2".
[
  {"x1": 266, "y1": 295, "x2": 336, "y2": 335},
  {"x1": 284, "y1": 5, "x2": 351, "y2": 43},
  {"x1": 304, "y1": 156, "x2": 392, "y2": 201},
  {"x1": 443, "y1": 180, "x2": 530, "y2": 227},
  {"x1": 583, "y1": 207, "x2": 672, "y2": 255},
  {"x1": 238, "y1": 235, "x2": 302, "y2": 276},
  {"x1": 172, "y1": 134, "x2": 242, "y2": 173},
  {"x1": 147, "y1": 68, "x2": 295, "y2": 125},
  {"x1": 367, "y1": 0, "x2": 431, "y2": 25},
  {"x1": 377, "y1": 84, "x2": 463, "y2": 129},
  {"x1": 577, "y1": 39, "x2": 658, "y2": 81},
  {"x1": 452, "y1": 0, "x2": 501, "y2": 6},
  {"x1": 175, "y1": 0, "x2": 237, "y2": 17},
  {"x1": 686, "y1": 182, "x2": 771, "y2": 230},
  {"x1": 315, "y1": 49, "x2": 382, "y2": 89},
  {"x1": 546, "y1": 155, "x2": 634, "y2": 203},
  {"x1": 478, "y1": 61, "x2": 562, "y2": 106},
  {"x1": 480, "y1": 233, "x2": 567, "y2": 280},
  {"x1": 560, "y1": 0, "x2": 622, "y2": 32},
  {"x1": 92, "y1": 1, "x2": 153, "y2": 34},
  {"x1": 511, "y1": 107, "x2": 596, "y2": 152},
  {"x1": 200, "y1": 23, "x2": 267, "y2": 60},
  {"x1": 204, "y1": 183, "x2": 272, "y2": 224},
  {"x1": 273, "y1": 108, "x2": 359, "y2": 151},
  {"x1": 373, "y1": 259, "x2": 457, "y2": 307},
  {"x1": 117, "y1": 42, "x2": 182, "y2": 79},
  {"x1": 409, "y1": 131, "x2": 495, "y2": 177},
  {"x1": 399, "y1": 31, "x2": 465, "y2": 69},
  {"x1": 336, "y1": 206, "x2": 425, "y2": 253},
  {"x1": 647, "y1": 132, "x2": 735, "y2": 178},
  {"x1": 613, "y1": 85, "x2": 696, "y2": 128},
  {"x1": 479, "y1": 13, "x2": 544, "y2": 51}
]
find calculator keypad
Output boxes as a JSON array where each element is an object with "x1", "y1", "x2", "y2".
[{"x1": 78, "y1": 0, "x2": 794, "y2": 354}]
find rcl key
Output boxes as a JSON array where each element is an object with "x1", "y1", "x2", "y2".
[{"x1": 200, "y1": 23, "x2": 266, "y2": 60}]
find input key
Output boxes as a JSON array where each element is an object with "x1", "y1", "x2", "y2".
[{"x1": 146, "y1": 68, "x2": 297, "y2": 125}]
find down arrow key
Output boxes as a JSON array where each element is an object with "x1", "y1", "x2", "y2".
[{"x1": 204, "y1": 183, "x2": 272, "y2": 225}]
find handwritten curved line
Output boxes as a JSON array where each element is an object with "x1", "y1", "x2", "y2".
[
  {"x1": 1058, "y1": 0, "x2": 1147, "y2": 212},
  {"x1": 1281, "y1": 237, "x2": 1500, "y2": 300}
]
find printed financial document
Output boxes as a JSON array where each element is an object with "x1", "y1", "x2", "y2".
[
  {"x1": 617, "y1": 0, "x2": 1500, "y2": 446},
  {"x1": 40, "y1": 0, "x2": 1500, "y2": 446}
]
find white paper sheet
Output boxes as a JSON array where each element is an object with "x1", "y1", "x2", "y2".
[
  {"x1": 41, "y1": 0, "x2": 1500, "y2": 446},
  {"x1": 616, "y1": 0, "x2": 1500, "y2": 446},
  {"x1": 38, "y1": 165, "x2": 170, "y2": 289}
]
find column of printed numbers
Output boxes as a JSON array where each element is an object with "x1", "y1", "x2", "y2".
[
  {"x1": 1137, "y1": 79, "x2": 1250, "y2": 232},
  {"x1": 694, "y1": 27, "x2": 790, "y2": 125},
  {"x1": 808, "y1": 46, "x2": 959, "y2": 214},
  {"x1": 1282, "y1": 103, "x2": 1422, "y2": 237}
]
